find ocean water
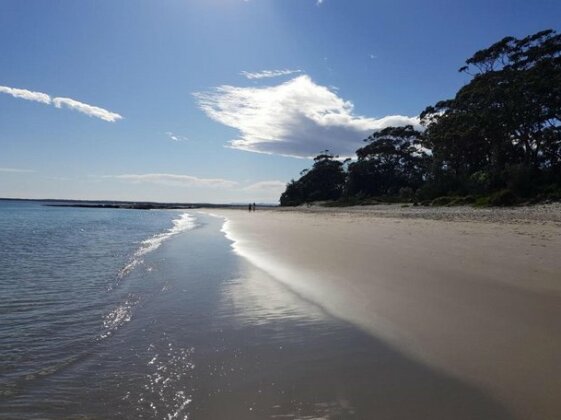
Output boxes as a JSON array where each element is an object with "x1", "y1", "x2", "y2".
[{"x1": 0, "y1": 200, "x2": 512, "y2": 419}]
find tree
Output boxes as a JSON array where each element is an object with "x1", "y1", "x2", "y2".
[
  {"x1": 421, "y1": 29, "x2": 561, "y2": 195},
  {"x1": 280, "y1": 151, "x2": 347, "y2": 206},
  {"x1": 279, "y1": 29, "x2": 561, "y2": 205},
  {"x1": 346, "y1": 126, "x2": 428, "y2": 197}
]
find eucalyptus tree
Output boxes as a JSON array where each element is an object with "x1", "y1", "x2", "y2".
[
  {"x1": 422, "y1": 29, "x2": 561, "y2": 194},
  {"x1": 346, "y1": 126, "x2": 428, "y2": 197},
  {"x1": 280, "y1": 151, "x2": 347, "y2": 206}
]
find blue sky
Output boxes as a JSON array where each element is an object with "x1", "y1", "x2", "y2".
[{"x1": 1, "y1": 0, "x2": 560, "y2": 203}]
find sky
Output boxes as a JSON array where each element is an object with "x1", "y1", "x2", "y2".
[{"x1": 1, "y1": 0, "x2": 560, "y2": 203}]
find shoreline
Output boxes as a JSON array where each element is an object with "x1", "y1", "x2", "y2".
[
  {"x1": 206, "y1": 206, "x2": 561, "y2": 419},
  {"x1": 2, "y1": 196, "x2": 560, "y2": 224}
]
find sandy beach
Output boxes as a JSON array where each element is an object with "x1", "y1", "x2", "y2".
[{"x1": 209, "y1": 205, "x2": 561, "y2": 420}]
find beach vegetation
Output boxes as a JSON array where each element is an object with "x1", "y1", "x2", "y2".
[
  {"x1": 473, "y1": 189, "x2": 519, "y2": 207},
  {"x1": 280, "y1": 29, "x2": 561, "y2": 207}
]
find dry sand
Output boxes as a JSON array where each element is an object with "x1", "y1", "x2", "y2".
[{"x1": 207, "y1": 205, "x2": 561, "y2": 420}]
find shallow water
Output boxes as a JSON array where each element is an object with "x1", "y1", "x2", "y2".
[{"x1": 0, "y1": 201, "x2": 512, "y2": 419}]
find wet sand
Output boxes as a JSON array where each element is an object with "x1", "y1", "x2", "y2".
[{"x1": 208, "y1": 206, "x2": 561, "y2": 420}]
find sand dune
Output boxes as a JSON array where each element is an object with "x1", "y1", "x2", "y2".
[{"x1": 208, "y1": 207, "x2": 561, "y2": 420}]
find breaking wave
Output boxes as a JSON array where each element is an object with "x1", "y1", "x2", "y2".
[
  {"x1": 101, "y1": 213, "x2": 197, "y2": 340},
  {"x1": 118, "y1": 213, "x2": 196, "y2": 279}
]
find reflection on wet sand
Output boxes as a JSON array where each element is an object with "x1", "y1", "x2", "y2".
[
  {"x1": 221, "y1": 264, "x2": 328, "y2": 327},
  {"x1": 186, "y1": 256, "x2": 513, "y2": 419}
]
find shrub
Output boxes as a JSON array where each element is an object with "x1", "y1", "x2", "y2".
[
  {"x1": 474, "y1": 190, "x2": 518, "y2": 207},
  {"x1": 448, "y1": 195, "x2": 476, "y2": 206},
  {"x1": 487, "y1": 189, "x2": 519, "y2": 207},
  {"x1": 399, "y1": 187, "x2": 414, "y2": 200},
  {"x1": 431, "y1": 196, "x2": 455, "y2": 206},
  {"x1": 467, "y1": 171, "x2": 492, "y2": 195}
]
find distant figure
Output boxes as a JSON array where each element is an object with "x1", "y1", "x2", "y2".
[
  {"x1": 252, "y1": 202, "x2": 256, "y2": 212},
  {"x1": 248, "y1": 203, "x2": 252, "y2": 212}
]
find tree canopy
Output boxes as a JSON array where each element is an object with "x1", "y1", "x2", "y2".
[
  {"x1": 347, "y1": 126, "x2": 428, "y2": 198},
  {"x1": 280, "y1": 29, "x2": 561, "y2": 206},
  {"x1": 280, "y1": 151, "x2": 347, "y2": 206}
]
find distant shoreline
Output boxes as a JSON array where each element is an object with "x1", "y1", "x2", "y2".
[
  {"x1": 3, "y1": 197, "x2": 560, "y2": 224},
  {"x1": 0, "y1": 197, "x2": 277, "y2": 210},
  {"x1": 45, "y1": 203, "x2": 201, "y2": 210}
]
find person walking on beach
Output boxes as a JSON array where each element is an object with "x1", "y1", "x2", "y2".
[
  {"x1": 248, "y1": 203, "x2": 252, "y2": 212},
  {"x1": 252, "y1": 202, "x2": 256, "y2": 212}
]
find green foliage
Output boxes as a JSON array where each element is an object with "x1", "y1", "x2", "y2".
[
  {"x1": 399, "y1": 187, "x2": 414, "y2": 200},
  {"x1": 430, "y1": 195, "x2": 476, "y2": 207},
  {"x1": 475, "y1": 190, "x2": 519, "y2": 207},
  {"x1": 541, "y1": 184, "x2": 561, "y2": 201},
  {"x1": 449, "y1": 196, "x2": 476, "y2": 206},
  {"x1": 279, "y1": 180, "x2": 305, "y2": 207},
  {"x1": 279, "y1": 151, "x2": 346, "y2": 206},
  {"x1": 467, "y1": 171, "x2": 492, "y2": 195},
  {"x1": 280, "y1": 30, "x2": 561, "y2": 207},
  {"x1": 346, "y1": 126, "x2": 428, "y2": 198},
  {"x1": 430, "y1": 196, "x2": 455, "y2": 206},
  {"x1": 423, "y1": 29, "x2": 561, "y2": 181},
  {"x1": 503, "y1": 164, "x2": 537, "y2": 197}
]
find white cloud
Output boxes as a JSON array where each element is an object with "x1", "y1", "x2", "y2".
[
  {"x1": 317, "y1": 0, "x2": 324, "y2": 5},
  {"x1": 165, "y1": 131, "x2": 189, "y2": 142},
  {"x1": 0, "y1": 167, "x2": 35, "y2": 173},
  {"x1": 0, "y1": 84, "x2": 122, "y2": 122},
  {"x1": 108, "y1": 173, "x2": 238, "y2": 188},
  {"x1": 103, "y1": 174, "x2": 285, "y2": 202},
  {"x1": 0, "y1": 86, "x2": 51, "y2": 104},
  {"x1": 242, "y1": 180, "x2": 286, "y2": 192},
  {"x1": 195, "y1": 75, "x2": 420, "y2": 158},
  {"x1": 239, "y1": 180, "x2": 286, "y2": 203},
  {"x1": 52, "y1": 97, "x2": 122, "y2": 122},
  {"x1": 240, "y1": 69, "x2": 302, "y2": 80}
]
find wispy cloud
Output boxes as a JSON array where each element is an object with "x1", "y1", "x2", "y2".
[
  {"x1": 0, "y1": 84, "x2": 122, "y2": 122},
  {"x1": 240, "y1": 69, "x2": 302, "y2": 80},
  {"x1": 0, "y1": 167, "x2": 35, "y2": 173},
  {"x1": 317, "y1": 0, "x2": 324, "y2": 5},
  {"x1": 195, "y1": 75, "x2": 420, "y2": 158},
  {"x1": 52, "y1": 97, "x2": 122, "y2": 122},
  {"x1": 107, "y1": 173, "x2": 238, "y2": 188},
  {"x1": 0, "y1": 86, "x2": 51, "y2": 104},
  {"x1": 165, "y1": 131, "x2": 189, "y2": 142},
  {"x1": 104, "y1": 173, "x2": 284, "y2": 202},
  {"x1": 242, "y1": 180, "x2": 286, "y2": 192},
  {"x1": 239, "y1": 180, "x2": 286, "y2": 203}
]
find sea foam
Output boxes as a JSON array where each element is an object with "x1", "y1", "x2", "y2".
[
  {"x1": 103, "y1": 213, "x2": 197, "y2": 339},
  {"x1": 118, "y1": 213, "x2": 197, "y2": 279}
]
